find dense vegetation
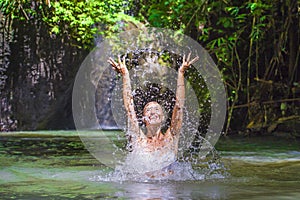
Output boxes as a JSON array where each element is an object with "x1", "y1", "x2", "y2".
[{"x1": 0, "y1": 0, "x2": 299, "y2": 136}]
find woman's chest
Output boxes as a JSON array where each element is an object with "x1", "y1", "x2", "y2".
[{"x1": 136, "y1": 136, "x2": 176, "y2": 152}]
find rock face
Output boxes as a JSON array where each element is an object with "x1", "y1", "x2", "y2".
[
  {"x1": 37, "y1": 78, "x2": 119, "y2": 130},
  {"x1": 0, "y1": 16, "x2": 143, "y2": 131},
  {"x1": 36, "y1": 82, "x2": 75, "y2": 130},
  {"x1": 94, "y1": 68, "x2": 119, "y2": 130}
]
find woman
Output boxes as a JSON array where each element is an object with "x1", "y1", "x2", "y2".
[{"x1": 108, "y1": 53, "x2": 199, "y2": 175}]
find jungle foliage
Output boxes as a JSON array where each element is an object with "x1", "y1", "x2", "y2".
[
  {"x1": 0, "y1": 0, "x2": 299, "y2": 136},
  {"x1": 134, "y1": 0, "x2": 300, "y2": 135}
]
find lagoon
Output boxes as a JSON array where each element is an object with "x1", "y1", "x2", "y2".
[{"x1": 0, "y1": 131, "x2": 299, "y2": 199}]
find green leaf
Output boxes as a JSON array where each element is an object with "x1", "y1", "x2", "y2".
[{"x1": 51, "y1": 26, "x2": 60, "y2": 34}]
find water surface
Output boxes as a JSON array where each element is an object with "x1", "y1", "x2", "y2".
[{"x1": 0, "y1": 131, "x2": 299, "y2": 199}]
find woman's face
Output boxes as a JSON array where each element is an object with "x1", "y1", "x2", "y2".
[{"x1": 143, "y1": 102, "x2": 164, "y2": 126}]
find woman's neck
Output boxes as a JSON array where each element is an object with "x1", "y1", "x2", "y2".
[{"x1": 146, "y1": 125, "x2": 162, "y2": 139}]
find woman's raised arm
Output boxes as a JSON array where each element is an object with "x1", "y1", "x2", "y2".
[
  {"x1": 169, "y1": 53, "x2": 199, "y2": 136},
  {"x1": 108, "y1": 56, "x2": 142, "y2": 139}
]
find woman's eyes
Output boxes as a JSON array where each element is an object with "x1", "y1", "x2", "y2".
[{"x1": 146, "y1": 107, "x2": 160, "y2": 112}]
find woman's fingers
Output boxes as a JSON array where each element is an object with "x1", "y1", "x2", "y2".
[
  {"x1": 107, "y1": 57, "x2": 114, "y2": 67},
  {"x1": 189, "y1": 56, "x2": 199, "y2": 65},
  {"x1": 108, "y1": 55, "x2": 127, "y2": 74},
  {"x1": 187, "y1": 52, "x2": 191, "y2": 62},
  {"x1": 180, "y1": 53, "x2": 199, "y2": 72},
  {"x1": 184, "y1": 53, "x2": 199, "y2": 65},
  {"x1": 122, "y1": 55, "x2": 126, "y2": 66},
  {"x1": 119, "y1": 55, "x2": 125, "y2": 67},
  {"x1": 108, "y1": 57, "x2": 120, "y2": 72}
]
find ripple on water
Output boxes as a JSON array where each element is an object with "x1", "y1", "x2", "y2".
[{"x1": 222, "y1": 150, "x2": 300, "y2": 163}]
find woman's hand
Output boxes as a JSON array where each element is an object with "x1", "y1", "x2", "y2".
[
  {"x1": 108, "y1": 55, "x2": 128, "y2": 75},
  {"x1": 179, "y1": 53, "x2": 199, "y2": 73}
]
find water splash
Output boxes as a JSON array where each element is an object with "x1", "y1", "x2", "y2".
[
  {"x1": 91, "y1": 135, "x2": 228, "y2": 182},
  {"x1": 92, "y1": 160, "x2": 227, "y2": 183}
]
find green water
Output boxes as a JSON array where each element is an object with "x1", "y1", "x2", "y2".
[{"x1": 0, "y1": 131, "x2": 300, "y2": 199}]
